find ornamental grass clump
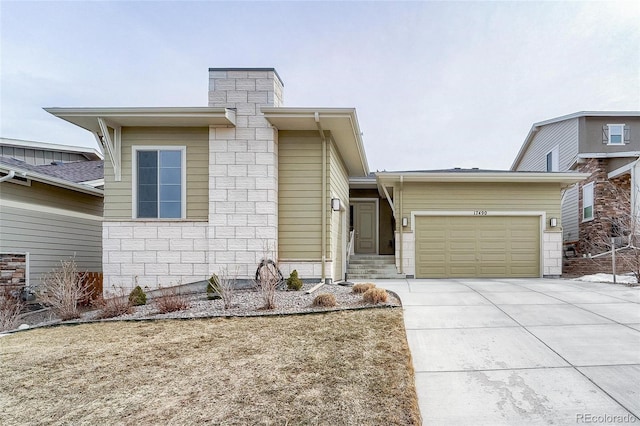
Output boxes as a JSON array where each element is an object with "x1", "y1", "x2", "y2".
[
  {"x1": 312, "y1": 293, "x2": 337, "y2": 308},
  {"x1": 286, "y1": 270, "x2": 303, "y2": 291},
  {"x1": 352, "y1": 283, "x2": 376, "y2": 294},
  {"x1": 363, "y1": 287, "x2": 388, "y2": 304},
  {"x1": 208, "y1": 268, "x2": 237, "y2": 309}
]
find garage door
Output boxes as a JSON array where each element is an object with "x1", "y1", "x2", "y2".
[{"x1": 415, "y1": 216, "x2": 540, "y2": 278}]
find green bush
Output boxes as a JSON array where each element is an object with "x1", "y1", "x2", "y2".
[
  {"x1": 207, "y1": 274, "x2": 222, "y2": 300},
  {"x1": 286, "y1": 270, "x2": 303, "y2": 291},
  {"x1": 128, "y1": 285, "x2": 147, "y2": 306}
]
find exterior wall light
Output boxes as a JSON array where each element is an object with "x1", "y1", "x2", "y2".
[
  {"x1": 331, "y1": 198, "x2": 341, "y2": 211},
  {"x1": 550, "y1": 217, "x2": 558, "y2": 227},
  {"x1": 402, "y1": 217, "x2": 409, "y2": 227}
]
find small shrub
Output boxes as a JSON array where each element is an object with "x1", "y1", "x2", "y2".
[
  {"x1": 155, "y1": 287, "x2": 190, "y2": 314},
  {"x1": 128, "y1": 286, "x2": 147, "y2": 306},
  {"x1": 312, "y1": 293, "x2": 337, "y2": 307},
  {"x1": 95, "y1": 291, "x2": 133, "y2": 319},
  {"x1": 352, "y1": 283, "x2": 376, "y2": 294},
  {"x1": 254, "y1": 244, "x2": 281, "y2": 310},
  {"x1": 363, "y1": 287, "x2": 388, "y2": 304},
  {"x1": 286, "y1": 270, "x2": 303, "y2": 291},
  {"x1": 0, "y1": 288, "x2": 24, "y2": 332},
  {"x1": 207, "y1": 274, "x2": 222, "y2": 300}
]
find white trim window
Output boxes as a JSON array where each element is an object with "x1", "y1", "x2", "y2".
[
  {"x1": 582, "y1": 182, "x2": 594, "y2": 222},
  {"x1": 607, "y1": 124, "x2": 624, "y2": 145},
  {"x1": 546, "y1": 146, "x2": 559, "y2": 172},
  {"x1": 132, "y1": 146, "x2": 186, "y2": 219}
]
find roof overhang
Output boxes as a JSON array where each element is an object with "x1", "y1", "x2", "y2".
[
  {"x1": 261, "y1": 107, "x2": 369, "y2": 176},
  {"x1": 44, "y1": 107, "x2": 236, "y2": 132},
  {"x1": 376, "y1": 171, "x2": 590, "y2": 197},
  {"x1": 0, "y1": 163, "x2": 104, "y2": 197}
]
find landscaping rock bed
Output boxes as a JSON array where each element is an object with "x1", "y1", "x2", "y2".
[{"x1": 11, "y1": 283, "x2": 401, "y2": 330}]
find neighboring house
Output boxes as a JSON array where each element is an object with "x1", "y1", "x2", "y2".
[
  {"x1": 0, "y1": 138, "x2": 104, "y2": 290},
  {"x1": 511, "y1": 112, "x2": 640, "y2": 257},
  {"x1": 44, "y1": 68, "x2": 584, "y2": 290}
]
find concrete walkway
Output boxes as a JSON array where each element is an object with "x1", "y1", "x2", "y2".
[{"x1": 374, "y1": 278, "x2": 640, "y2": 425}]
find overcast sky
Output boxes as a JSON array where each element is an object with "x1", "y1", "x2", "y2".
[{"x1": 1, "y1": 1, "x2": 639, "y2": 171}]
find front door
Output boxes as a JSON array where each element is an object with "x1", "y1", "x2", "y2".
[{"x1": 354, "y1": 201, "x2": 377, "y2": 254}]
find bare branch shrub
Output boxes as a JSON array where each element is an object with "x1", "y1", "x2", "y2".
[
  {"x1": 363, "y1": 287, "x2": 388, "y2": 304},
  {"x1": 0, "y1": 288, "x2": 24, "y2": 332},
  {"x1": 585, "y1": 180, "x2": 640, "y2": 281},
  {"x1": 38, "y1": 258, "x2": 93, "y2": 321},
  {"x1": 312, "y1": 293, "x2": 337, "y2": 307},
  {"x1": 352, "y1": 283, "x2": 376, "y2": 294},
  {"x1": 155, "y1": 286, "x2": 190, "y2": 314},
  {"x1": 208, "y1": 267, "x2": 238, "y2": 309},
  {"x1": 254, "y1": 243, "x2": 283, "y2": 310},
  {"x1": 94, "y1": 287, "x2": 133, "y2": 319}
]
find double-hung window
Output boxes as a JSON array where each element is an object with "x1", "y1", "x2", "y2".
[
  {"x1": 607, "y1": 124, "x2": 624, "y2": 145},
  {"x1": 582, "y1": 182, "x2": 594, "y2": 221},
  {"x1": 134, "y1": 147, "x2": 185, "y2": 219},
  {"x1": 546, "y1": 146, "x2": 559, "y2": 172}
]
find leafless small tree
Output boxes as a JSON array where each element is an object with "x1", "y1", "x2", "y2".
[
  {"x1": 209, "y1": 267, "x2": 238, "y2": 309},
  {"x1": 0, "y1": 287, "x2": 24, "y2": 332},
  {"x1": 38, "y1": 257, "x2": 94, "y2": 320},
  {"x1": 254, "y1": 243, "x2": 283, "y2": 310},
  {"x1": 586, "y1": 180, "x2": 640, "y2": 281}
]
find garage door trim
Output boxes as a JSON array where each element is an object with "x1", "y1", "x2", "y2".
[{"x1": 411, "y1": 210, "x2": 545, "y2": 278}]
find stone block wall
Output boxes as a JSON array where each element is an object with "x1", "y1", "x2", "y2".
[
  {"x1": 577, "y1": 158, "x2": 631, "y2": 255},
  {"x1": 543, "y1": 231, "x2": 562, "y2": 276},
  {"x1": 0, "y1": 253, "x2": 27, "y2": 289},
  {"x1": 102, "y1": 222, "x2": 209, "y2": 290},
  {"x1": 207, "y1": 69, "x2": 282, "y2": 278}
]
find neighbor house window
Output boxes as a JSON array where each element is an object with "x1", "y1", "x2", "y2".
[
  {"x1": 546, "y1": 146, "x2": 559, "y2": 172},
  {"x1": 134, "y1": 147, "x2": 185, "y2": 219},
  {"x1": 608, "y1": 124, "x2": 624, "y2": 145},
  {"x1": 582, "y1": 182, "x2": 594, "y2": 221}
]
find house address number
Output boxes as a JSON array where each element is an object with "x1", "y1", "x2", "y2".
[{"x1": 473, "y1": 210, "x2": 488, "y2": 216}]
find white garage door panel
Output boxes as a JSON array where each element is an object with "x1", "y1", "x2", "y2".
[{"x1": 415, "y1": 216, "x2": 540, "y2": 278}]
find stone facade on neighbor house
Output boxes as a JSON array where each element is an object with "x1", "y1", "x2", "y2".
[
  {"x1": 511, "y1": 111, "x2": 640, "y2": 275},
  {"x1": 577, "y1": 158, "x2": 632, "y2": 254},
  {"x1": 0, "y1": 253, "x2": 27, "y2": 289}
]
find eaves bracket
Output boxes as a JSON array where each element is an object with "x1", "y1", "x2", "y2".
[{"x1": 96, "y1": 117, "x2": 122, "y2": 181}]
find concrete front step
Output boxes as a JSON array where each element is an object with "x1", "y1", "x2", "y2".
[
  {"x1": 346, "y1": 273, "x2": 406, "y2": 279},
  {"x1": 347, "y1": 264, "x2": 399, "y2": 270},
  {"x1": 348, "y1": 259, "x2": 396, "y2": 266}
]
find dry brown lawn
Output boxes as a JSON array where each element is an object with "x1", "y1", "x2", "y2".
[{"x1": 0, "y1": 308, "x2": 420, "y2": 425}]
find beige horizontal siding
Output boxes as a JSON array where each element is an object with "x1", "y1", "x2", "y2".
[
  {"x1": 104, "y1": 127, "x2": 209, "y2": 220},
  {"x1": 1, "y1": 180, "x2": 103, "y2": 215},
  {"x1": 399, "y1": 182, "x2": 561, "y2": 231},
  {"x1": 278, "y1": 131, "x2": 322, "y2": 260}
]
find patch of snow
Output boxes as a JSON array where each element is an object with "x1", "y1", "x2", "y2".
[{"x1": 572, "y1": 273, "x2": 637, "y2": 284}]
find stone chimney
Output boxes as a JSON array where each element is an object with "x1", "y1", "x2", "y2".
[{"x1": 207, "y1": 68, "x2": 283, "y2": 278}]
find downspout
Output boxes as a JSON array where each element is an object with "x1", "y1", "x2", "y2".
[
  {"x1": 316, "y1": 112, "x2": 327, "y2": 284},
  {"x1": 399, "y1": 176, "x2": 404, "y2": 274},
  {"x1": 0, "y1": 170, "x2": 16, "y2": 182}
]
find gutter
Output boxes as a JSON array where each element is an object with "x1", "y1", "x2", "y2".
[
  {"x1": 0, "y1": 165, "x2": 104, "y2": 196},
  {"x1": 0, "y1": 170, "x2": 16, "y2": 183}
]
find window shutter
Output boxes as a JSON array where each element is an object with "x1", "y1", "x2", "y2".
[
  {"x1": 602, "y1": 125, "x2": 608, "y2": 144},
  {"x1": 624, "y1": 125, "x2": 631, "y2": 144}
]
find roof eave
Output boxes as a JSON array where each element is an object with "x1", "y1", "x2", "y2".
[
  {"x1": 261, "y1": 107, "x2": 369, "y2": 176},
  {"x1": 0, "y1": 164, "x2": 104, "y2": 197},
  {"x1": 376, "y1": 171, "x2": 590, "y2": 186}
]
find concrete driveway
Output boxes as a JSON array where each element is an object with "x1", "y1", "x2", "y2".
[{"x1": 376, "y1": 278, "x2": 640, "y2": 425}]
